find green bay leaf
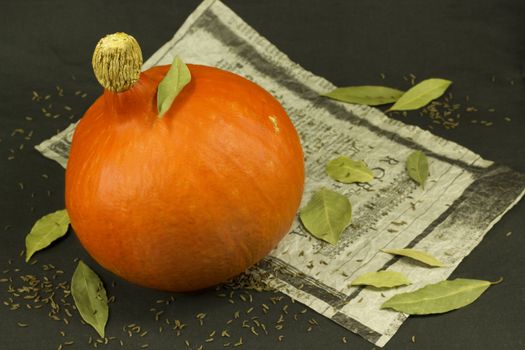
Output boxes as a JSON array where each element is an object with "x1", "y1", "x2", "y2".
[
  {"x1": 381, "y1": 278, "x2": 491, "y2": 314},
  {"x1": 300, "y1": 188, "x2": 352, "y2": 245},
  {"x1": 389, "y1": 78, "x2": 452, "y2": 111},
  {"x1": 326, "y1": 156, "x2": 374, "y2": 184},
  {"x1": 406, "y1": 151, "x2": 429, "y2": 188},
  {"x1": 25, "y1": 209, "x2": 70, "y2": 262},
  {"x1": 157, "y1": 56, "x2": 191, "y2": 116},
  {"x1": 71, "y1": 261, "x2": 109, "y2": 338},
  {"x1": 351, "y1": 271, "x2": 411, "y2": 288},
  {"x1": 382, "y1": 248, "x2": 444, "y2": 267},
  {"x1": 322, "y1": 86, "x2": 404, "y2": 106}
]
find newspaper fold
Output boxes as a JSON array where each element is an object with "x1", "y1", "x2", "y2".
[{"x1": 36, "y1": 1, "x2": 525, "y2": 347}]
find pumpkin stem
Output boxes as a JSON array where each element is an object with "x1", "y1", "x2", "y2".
[{"x1": 92, "y1": 32, "x2": 143, "y2": 93}]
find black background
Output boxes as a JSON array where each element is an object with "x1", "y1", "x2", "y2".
[{"x1": 1, "y1": 1, "x2": 524, "y2": 349}]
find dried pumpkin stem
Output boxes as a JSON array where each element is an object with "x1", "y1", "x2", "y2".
[{"x1": 92, "y1": 32, "x2": 143, "y2": 92}]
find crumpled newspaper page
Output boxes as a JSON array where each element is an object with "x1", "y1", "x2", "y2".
[{"x1": 36, "y1": 0, "x2": 525, "y2": 347}]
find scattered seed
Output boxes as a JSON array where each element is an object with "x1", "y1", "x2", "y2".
[
  {"x1": 154, "y1": 310, "x2": 163, "y2": 321},
  {"x1": 11, "y1": 128, "x2": 25, "y2": 136},
  {"x1": 233, "y1": 337, "x2": 243, "y2": 347},
  {"x1": 391, "y1": 220, "x2": 407, "y2": 226}
]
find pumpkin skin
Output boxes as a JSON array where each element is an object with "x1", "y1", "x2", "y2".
[{"x1": 65, "y1": 64, "x2": 305, "y2": 292}]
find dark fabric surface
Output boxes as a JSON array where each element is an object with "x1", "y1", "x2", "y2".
[{"x1": 0, "y1": 1, "x2": 524, "y2": 349}]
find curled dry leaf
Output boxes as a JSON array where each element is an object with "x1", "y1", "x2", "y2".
[
  {"x1": 322, "y1": 85, "x2": 404, "y2": 106},
  {"x1": 388, "y1": 78, "x2": 452, "y2": 111},
  {"x1": 381, "y1": 278, "x2": 495, "y2": 314},
  {"x1": 157, "y1": 56, "x2": 191, "y2": 116},
  {"x1": 25, "y1": 209, "x2": 70, "y2": 262},
  {"x1": 71, "y1": 261, "x2": 109, "y2": 338},
  {"x1": 406, "y1": 151, "x2": 429, "y2": 188},
  {"x1": 351, "y1": 271, "x2": 411, "y2": 288},
  {"x1": 382, "y1": 248, "x2": 444, "y2": 267},
  {"x1": 300, "y1": 188, "x2": 352, "y2": 245},
  {"x1": 326, "y1": 156, "x2": 374, "y2": 184}
]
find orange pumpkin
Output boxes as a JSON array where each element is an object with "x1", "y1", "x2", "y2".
[{"x1": 65, "y1": 33, "x2": 304, "y2": 291}]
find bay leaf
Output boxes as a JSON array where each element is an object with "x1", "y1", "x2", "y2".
[
  {"x1": 322, "y1": 86, "x2": 404, "y2": 106},
  {"x1": 157, "y1": 56, "x2": 191, "y2": 116},
  {"x1": 351, "y1": 271, "x2": 411, "y2": 288},
  {"x1": 406, "y1": 151, "x2": 428, "y2": 188},
  {"x1": 71, "y1": 261, "x2": 109, "y2": 338},
  {"x1": 300, "y1": 188, "x2": 352, "y2": 245},
  {"x1": 382, "y1": 248, "x2": 444, "y2": 267},
  {"x1": 25, "y1": 209, "x2": 70, "y2": 262},
  {"x1": 381, "y1": 278, "x2": 492, "y2": 314},
  {"x1": 326, "y1": 156, "x2": 374, "y2": 184},
  {"x1": 388, "y1": 78, "x2": 452, "y2": 111}
]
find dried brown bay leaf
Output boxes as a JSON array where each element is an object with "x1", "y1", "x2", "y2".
[
  {"x1": 300, "y1": 188, "x2": 352, "y2": 245},
  {"x1": 326, "y1": 156, "x2": 374, "y2": 184},
  {"x1": 388, "y1": 78, "x2": 452, "y2": 111},
  {"x1": 406, "y1": 151, "x2": 429, "y2": 188},
  {"x1": 25, "y1": 209, "x2": 70, "y2": 262},
  {"x1": 71, "y1": 261, "x2": 109, "y2": 338},
  {"x1": 382, "y1": 248, "x2": 444, "y2": 267},
  {"x1": 351, "y1": 271, "x2": 411, "y2": 288},
  {"x1": 322, "y1": 86, "x2": 404, "y2": 106},
  {"x1": 381, "y1": 278, "x2": 499, "y2": 314}
]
